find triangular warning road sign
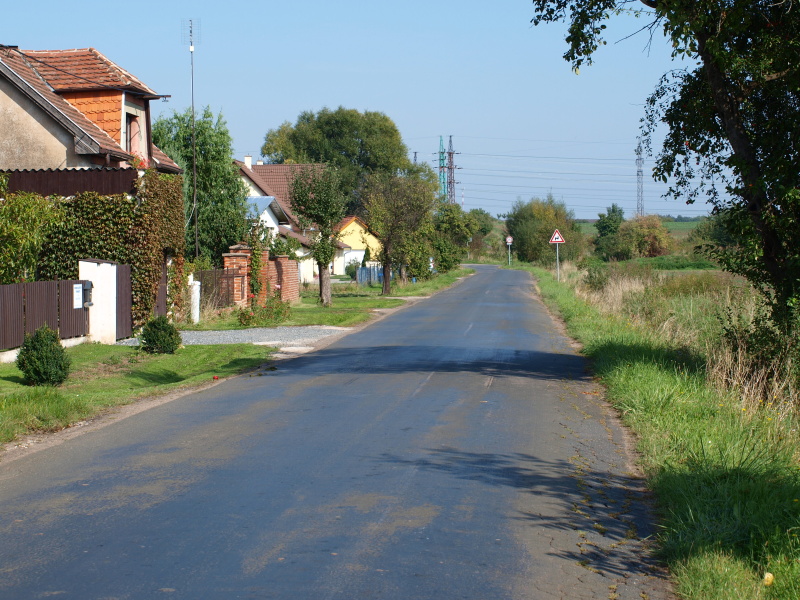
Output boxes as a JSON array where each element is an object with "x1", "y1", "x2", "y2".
[{"x1": 549, "y1": 229, "x2": 565, "y2": 244}]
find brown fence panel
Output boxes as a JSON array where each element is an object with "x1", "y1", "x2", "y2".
[
  {"x1": 0, "y1": 284, "x2": 24, "y2": 350},
  {"x1": 116, "y1": 265, "x2": 132, "y2": 339},
  {"x1": 4, "y1": 168, "x2": 138, "y2": 196},
  {"x1": 59, "y1": 280, "x2": 88, "y2": 339},
  {"x1": 23, "y1": 281, "x2": 59, "y2": 334}
]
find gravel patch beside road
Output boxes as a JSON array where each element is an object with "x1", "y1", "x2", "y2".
[{"x1": 118, "y1": 326, "x2": 352, "y2": 349}]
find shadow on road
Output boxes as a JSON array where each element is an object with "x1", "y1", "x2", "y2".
[
  {"x1": 378, "y1": 446, "x2": 666, "y2": 583},
  {"x1": 282, "y1": 344, "x2": 592, "y2": 382}
]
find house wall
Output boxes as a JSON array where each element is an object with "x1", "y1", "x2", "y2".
[
  {"x1": 257, "y1": 207, "x2": 281, "y2": 231},
  {"x1": 297, "y1": 252, "x2": 316, "y2": 285},
  {"x1": 0, "y1": 78, "x2": 94, "y2": 169},
  {"x1": 339, "y1": 221, "x2": 382, "y2": 256},
  {"x1": 61, "y1": 90, "x2": 123, "y2": 146}
]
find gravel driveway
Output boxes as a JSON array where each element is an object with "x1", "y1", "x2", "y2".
[{"x1": 118, "y1": 326, "x2": 351, "y2": 353}]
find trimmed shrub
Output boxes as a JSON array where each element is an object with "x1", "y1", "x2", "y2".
[
  {"x1": 140, "y1": 315, "x2": 182, "y2": 354},
  {"x1": 16, "y1": 325, "x2": 71, "y2": 386}
]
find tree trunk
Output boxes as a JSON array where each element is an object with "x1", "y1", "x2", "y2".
[
  {"x1": 381, "y1": 261, "x2": 392, "y2": 296},
  {"x1": 399, "y1": 264, "x2": 408, "y2": 285},
  {"x1": 318, "y1": 261, "x2": 332, "y2": 307}
]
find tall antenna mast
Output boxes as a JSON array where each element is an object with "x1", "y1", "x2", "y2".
[
  {"x1": 636, "y1": 142, "x2": 644, "y2": 217},
  {"x1": 182, "y1": 19, "x2": 201, "y2": 257}
]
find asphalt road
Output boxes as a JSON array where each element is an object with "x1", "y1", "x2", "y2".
[{"x1": 0, "y1": 265, "x2": 670, "y2": 599}]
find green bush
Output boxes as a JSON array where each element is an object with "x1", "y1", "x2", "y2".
[
  {"x1": 140, "y1": 315, "x2": 182, "y2": 354},
  {"x1": 345, "y1": 259, "x2": 360, "y2": 281},
  {"x1": 236, "y1": 287, "x2": 291, "y2": 327},
  {"x1": 16, "y1": 325, "x2": 71, "y2": 386}
]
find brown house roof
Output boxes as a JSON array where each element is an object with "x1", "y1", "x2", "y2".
[
  {"x1": 0, "y1": 46, "x2": 179, "y2": 172},
  {"x1": 335, "y1": 215, "x2": 371, "y2": 233},
  {"x1": 240, "y1": 163, "x2": 325, "y2": 227},
  {"x1": 21, "y1": 48, "x2": 157, "y2": 95},
  {"x1": 0, "y1": 48, "x2": 129, "y2": 160}
]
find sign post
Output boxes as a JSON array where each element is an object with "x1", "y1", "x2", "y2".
[
  {"x1": 549, "y1": 229, "x2": 565, "y2": 281},
  {"x1": 506, "y1": 236, "x2": 513, "y2": 266}
]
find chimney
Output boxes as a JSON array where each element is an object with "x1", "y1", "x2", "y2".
[
  {"x1": 256, "y1": 159, "x2": 264, "y2": 166},
  {"x1": 244, "y1": 155, "x2": 252, "y2": 169}
]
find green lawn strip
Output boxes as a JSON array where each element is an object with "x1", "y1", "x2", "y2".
[
  {"x1": 528, "y1": 266, "x2": 800, "y2": 600},
  {"x1": 0, "y1": 343, "x2": 270, "y2": 444}
]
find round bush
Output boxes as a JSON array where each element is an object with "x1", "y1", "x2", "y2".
[
  {"x1": 139, "y1": 315, "x2": 182, "y2": 354},
  {"x1": 16, "y1": 325, "x2": 71, "y2": 386}
]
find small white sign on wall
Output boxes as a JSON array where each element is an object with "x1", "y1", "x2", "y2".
[{"x1": 73, "y1": 283, "x2": 83, "y2": 309}]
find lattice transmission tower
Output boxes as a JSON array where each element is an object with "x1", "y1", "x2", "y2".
[
  {"x1": 446, "y1": 135, "x2": 459, "y2": 204},
  {"x1": 636, "y1": 143, "x2": 644, "y2": 217},
  {"x1": 438, "y1": 136, "x2": 447, "y2": 199}
]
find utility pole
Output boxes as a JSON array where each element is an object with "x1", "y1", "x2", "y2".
[
  {"x1": 636, "y1": 142, "x2": 644, "y2": 217},
  {"x1": 183, "y1": 19, "x2": 200, "y2": 257}
]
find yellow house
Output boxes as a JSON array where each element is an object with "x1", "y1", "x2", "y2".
[{"x1": 334, "y1": 216, "x2": 382, "y2": 273}]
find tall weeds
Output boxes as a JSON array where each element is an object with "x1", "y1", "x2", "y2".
[{"x1": 569, "y1": 260, "x2": 799, "y2": 419}]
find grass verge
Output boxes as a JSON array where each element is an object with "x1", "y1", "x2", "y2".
[
  {"x1": 181, "y1": 268, "x2": 475, "y2": 331},
  {"x1": 525, "y1": 265, "x2": 800, "y2": 600},
  {"x1": 0, "y1": 343, "x2": 270, "y2": 445}
]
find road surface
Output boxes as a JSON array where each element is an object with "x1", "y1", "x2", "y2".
[{"x1": 0, "y1": 265, "x2": 670, "y2": 599}]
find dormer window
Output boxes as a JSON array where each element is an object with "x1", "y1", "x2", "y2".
[{"x1": 126, "y1": 113, "x2": 141, "y2": 155}]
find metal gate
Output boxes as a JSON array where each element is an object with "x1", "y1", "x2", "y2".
[
  {"x1": 116, "y1": 264, "x2": 132, "y2": 340},
  {"x1": 197, "y1": 268, "x2": 243, "y2": 308}
]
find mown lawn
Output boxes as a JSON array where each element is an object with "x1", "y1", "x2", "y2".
[{"x1": 0, "y1": 343, "x2": 270, "y2": 444}]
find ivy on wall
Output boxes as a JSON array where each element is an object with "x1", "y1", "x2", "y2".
[{"x1": 36, "y1": 170, "x2": 185, "y2": 326}]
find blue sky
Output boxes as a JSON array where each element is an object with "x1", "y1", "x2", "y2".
[{"x1": 3, "y1": 0, "x2": 707, "y2": 220}]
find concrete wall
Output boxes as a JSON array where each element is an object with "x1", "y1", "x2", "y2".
[
  {"x1": 0, "y1": 78, "x2": 94, "y2": 170},
  {"x1": 78, "y1": 260, "x2": 118, "y2": 344}
]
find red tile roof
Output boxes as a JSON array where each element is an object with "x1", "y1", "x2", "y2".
[
  {"x1": 0, "y1": 46, "x2": 180, "y2": 173},
  {"x1": 242, "y1": 163, "x2": 326, "y2": 227},
  {"x1": 150, "y1": 145, "x2": 182, "y2": 174},
  {"x1": 0, "y1": 48, "x2": 128, "y2": 159},
  {"x1": 21, "y1": 48, "x2": 157, "y2": 95},
  {"x1": 335, "y1": 215, "x2": 370, "y2": 233}
]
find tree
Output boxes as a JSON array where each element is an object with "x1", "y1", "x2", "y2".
[
  {"x1": 152, "y1": 107, "x2": 249, "y2": 266},
  {"x1": 431, "y1": 202, "x2": 480, "y2": 273},
  {"x1": 262, "y1": 107, "x2": 412, "y2": 213},
  {"x1": 530, "y1": 0, "x2": 800, "y2": 334},
  {"x1": 288, "y1": 166, "x2": 348, "y2": 307},
  {"x1": 594, "y1": 203, "x2": 626, "y2": 260},
  {"x1": 503, "y1": 194, "x2": 585, "y2": 264},
  {"x1": 0, "y1": 189, "x2": 62, "y2": 284},
  {"x1": 362, "y1": 171, "x2": 438, "y2": 295},
  {"x1": 595, "y1": 203, "x2": 625, "y2": 239}
]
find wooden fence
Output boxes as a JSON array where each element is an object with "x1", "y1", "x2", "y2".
[{"x1": 0, "y1": 280, "x2": 89, "y2": 351}]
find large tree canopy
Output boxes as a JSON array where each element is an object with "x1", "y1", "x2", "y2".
[
  {"x1": 153, "y1": 107, "x2": 249, "y2": 266},
  {"x1": 530, "y1": 0, "x2": 800, "y2": 333},
  {"x1": 262, "y1": 107, "x2": 412, "y2": 213}
]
